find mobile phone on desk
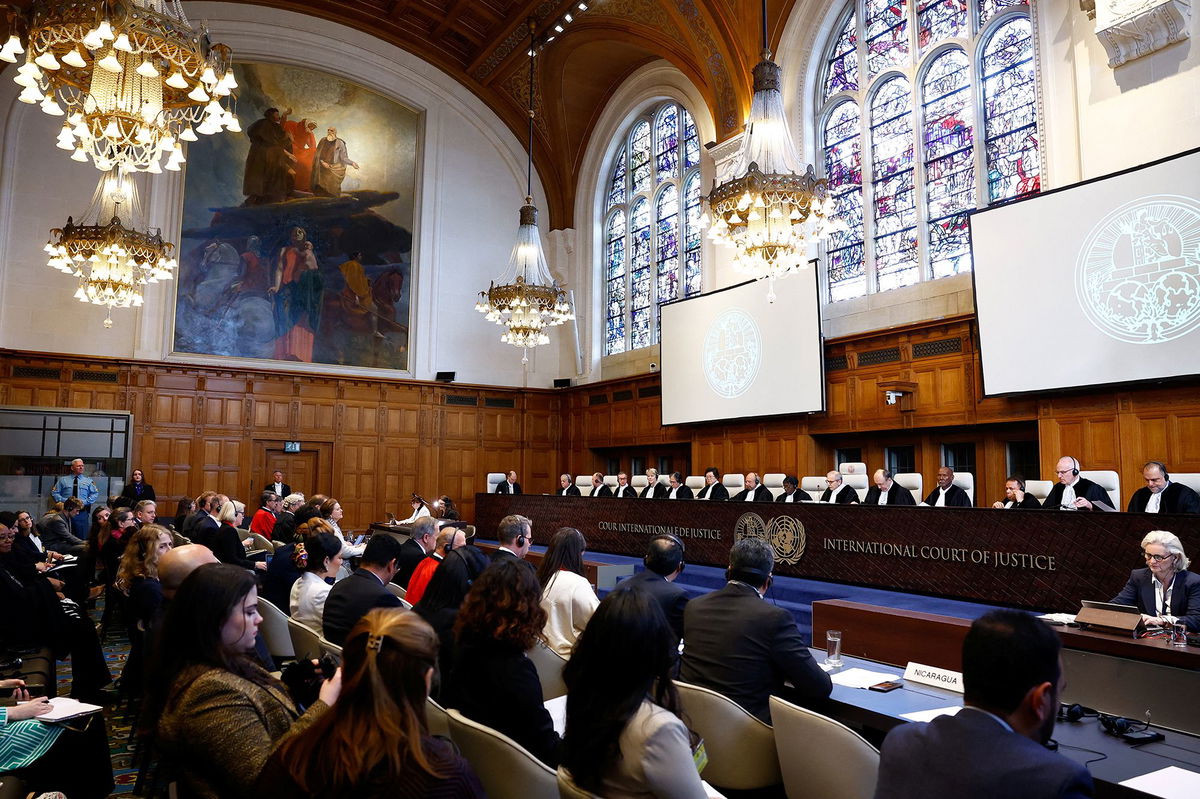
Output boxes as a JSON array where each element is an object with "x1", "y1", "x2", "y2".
[{"x1": 869, "y1": 680, "x2": 903, "y2": 692}]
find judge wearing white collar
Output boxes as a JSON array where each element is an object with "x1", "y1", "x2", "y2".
[
  {"x1": 665, "y1": 472, "x2": 693, "y2": 500},
  {"x1": 820, "y1": 471, "x2": 858, "y2": 504}
]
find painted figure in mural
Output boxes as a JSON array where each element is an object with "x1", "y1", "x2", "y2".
[
  {"x1": 270, "y1": 227, "x2": 325, "y2": 361},
  {"x1": 283, "y1": 118, "x2": 319, "y2": 194},
  {"x1": 312, "y1": 127, "x2": 360, "y2": 197},
  {"x1": 236, "y1": 236, "x2": 271, "y2": 296},
  {"x1": 243, "y1": 107, "x2": 297, "y2": 205},
  {"x1": 338, "y1": 251, "x2": 382, "y2": 338}
]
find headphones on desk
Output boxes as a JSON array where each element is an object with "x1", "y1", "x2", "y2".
[
  {"x1": 1057, "y1": 703, "x2": 1096, "y2": 723},
  {"x1": 1099, "y1": 713, "x2": 1147, "y2": 736}
]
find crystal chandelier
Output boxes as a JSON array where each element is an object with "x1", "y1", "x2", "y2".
[
  {"x1": 1, "y1": 0, "x2": 239, "y2": 174},
  {"x1": 702, "y1": 0, "x2": 846, "y2": 301},
  {"x1": 45, "y1": 169, "x2": 176, "y2": 328},
  {"x1": 475, "y1": 21, "x2": 573, "y2": 364}
]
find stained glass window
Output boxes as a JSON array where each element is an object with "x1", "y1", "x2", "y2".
[
  {"x1": 922, "y1": 48, "x2": 974, "y2": 278},
  {"x1": 982, "y1": 17, "x2": 1039, "y2": 203},
  {"x1": 825, "y1": 11, "x2": 860, "y2": 100},
  {"x1": 865, "y1": 0, "x2": 909, "y2": 76},
  {"x1": 816, "y1": 1, "x2": 1040, "y2": 302},
  {"x1": 602, "y1": 101, "x2": 703, "y2": 354}
]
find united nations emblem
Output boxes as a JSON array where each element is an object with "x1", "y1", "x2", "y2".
[{"x1": 734, "y1": 512, "x2": 806, "y2": 564}]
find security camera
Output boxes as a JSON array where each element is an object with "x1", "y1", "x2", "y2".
[
  {"x1": 649, "y1": 362, "x2": 659, "y2": 371},
  {"x1": 884, "y1": 390, "x2": 902, "y2": 406}
]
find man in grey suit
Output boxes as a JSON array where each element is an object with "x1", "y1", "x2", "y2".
[
  {"x1": 38, "y1": 497, "x2": 87, "y2": 555},
  {"x1": 873, "y1": 609, "x2": 1093, "y2": 799}
]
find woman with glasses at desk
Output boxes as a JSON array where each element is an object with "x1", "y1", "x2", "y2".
[{"x1": 1110, "y1": 530, "x2": 1200, "y2": 632}]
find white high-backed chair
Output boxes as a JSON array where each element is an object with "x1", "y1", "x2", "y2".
[
  {"x1": 762, "y1": 473, "x2": 786, "y2": 499},
  {"x1": 631, "y1": 475, "x2": 649, "y2": 492},
  {"x1": 685, "y1": 475, "x2": 705, "y2": 494},
  {"x1": 485, "y1": 472, "x2": 505, "y2": 494},
  {"x1": 286, "y1": 617, "x2": 322, "y2": 660},
  {"x1": 257, "y1": 598, "x2": 294, "y2": 660},
  {"x1": 801, "y1": 475, "x2": 828, "y2": 502},
  {"x1": 1172, "y1": 473, "x2": 1200, "y2": 498},
  {"x1": 446, "y1": 709, "x2": 558, "y2": 799},
  {"x1": 840, "y1": 463, "x2": 870, "y2": 501},
  {"x1": 574, "y1": 475, "x2": 593, "y2": 496},
  {"x1": 603, "y1": 475, "x2": 618, "y2": 489},
  {"x1": 722, "y1": 473, "x2": 745, "y2": 495},
  {"x1": 894, "y1": 472, "x2": 924, "y2": 504},
  {"x1": 1081, "y1": 470, "x2": 1121, "y2": 510},
  {"x1": 426, "y1": 697, "x2": 450, "y2": 738},
  {"x1": 674, "y1": 680, "x2": 782, "y2": 789},
  {"x1": 953, "y1": 472, "x2": 975, "y2": 505},
  {"x1": 769, "y1": 696, "x2": 879, "y2": 799},
  {"x1": 526, "y1": 639, "x2": 568, "y2": 701},
  {"x1": 839, "y1": 461, "x2": 868, "y2": 477},
  {"x1": 1026, "y1": 479, "x2": 1054, "y2": 504}
]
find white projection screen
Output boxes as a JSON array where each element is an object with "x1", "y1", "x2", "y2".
[
  {"x1": 972, "y1": 148, "x2": 1200, "y2": 396},
  {"x1": 660, "y1": 272, "x2": 824, "y2": 425}
]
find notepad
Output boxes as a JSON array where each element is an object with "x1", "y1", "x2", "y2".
[
  {"x1": 900, "y1": 706, "x2": 960, "y2": 722},
  {"x1": 830, "y1": 667, "x2": 902, "y2": 689},
  {"x1": 544, "y1": 694, "x2": 567, "y2": 736},
  {"x1": 33, "y1": 696, "x2": 103, "y2": 723},
  {"x1": 1119, "y1": 766, "x2": 1200, "y2": 798}
]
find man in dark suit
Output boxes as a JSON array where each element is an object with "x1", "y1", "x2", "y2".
[
  {"x1": 820, "y1": 470, "x2": 858, "y2": 504},
  {"x1": 622, "y1": 535, "x2": 689, "y2": 642},
  {"x1": 992, "y1": 477, "x2": 1041, "y2": 509},
  {"x1": 731, "y1": 472, "x2": 773, "y2": 502},
  {"x1": 864, "y1": 470, "x2": 917, "y2": 506},
  {"x1": 1127, "y1": 461, "x2": 1200, "y2": 514},
  {"x1": 613, "y1": 472, "x2": 637, "y2": 499},
  {"x1": 271, "y1": 493, "x2": 303, "y2": 542},
  {"x1": 873, "y1": 610, "x2": 1093, "y2": 799},
  {"x1": 556, "y1": 474, "x2": 581, "y2": 496},
  {"x1": 189, "y1": 493, "x2": 223, "y2": 549},
  {"x1": 490, "y1": 514, "x2": 532, "y2": 562},
  {"x1": 665, "y1": 471, "x2": 693, "y2": 500},
  {"x1": 588, "y1": 472, "x2": 613, "y2": 498},
  {"x1": 322, "y1": 533, "x2": 404, "y2": 645},
  {"x1": 680, "y1": 538, "x2": 832, "y2": 722},
  {"x1": 38, "y1": 498, "x2": 87, "y2": 555},
  {"x1": 775, "y1": 475, "x2": 803, "y2": 503},
  {"x1": 181, "y1": 490, "x2": 218, "y2": 538},
  {"x1": 696, "y1": 467, "x2": 729, "y2": 501},
  {"x1": 638, "y1": 468, "x2": 668, "y2": 499},
  {"x1": 495, "y1": 470, "x2": 522, "y2": 494},
  {"x1": 394, "y1": 516, "x2": 437, "y2": 587},
  {"x1": 1043, "y1": 456, "x2": 1114, "y2": 511},
  {"x1": 923, "y1": 466, "x2": 973, "y2": 507},
  {"x1": 1110, "y1": 530, "x2": 1200, "y2": 631},
  {"x1": 268, "y1": 470, "x2": 292, "y2": 502}
]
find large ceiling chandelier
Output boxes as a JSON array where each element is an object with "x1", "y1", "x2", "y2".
[
  {"x1": 1, "y1": 0, "x2": 239, "y2": 174},
  {"x1": 475, "y1": 21, "x2": 573, "y2": 364},
  {"x1": 702, "y1": 0, "x2": 845, "y2": 301},
  {"x1": 45, "y1": 169, "x2": 176, "y2": 328}
]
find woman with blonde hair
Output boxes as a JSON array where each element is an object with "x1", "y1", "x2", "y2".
[
  {"x1": 1111, "y1": 529, "x2": 1200, "y2": 631},
  {"x1": 258, "y1": 608, "x2": 484, "y2": 797},
  {"x1": 209, "y1": 499, "x2": 267, "y2": 572}
]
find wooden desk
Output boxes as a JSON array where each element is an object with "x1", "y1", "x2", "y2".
[
  {"x1": 471, "y1": 541, "x2": 633, "y2": 590},
  {"x1": 811, "y1": 600, "x2": 1200, "y2": 736}
]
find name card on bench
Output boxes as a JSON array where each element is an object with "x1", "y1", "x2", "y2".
[{"x1": 903, "y1": 662, "x2": 964, "y2": 693}]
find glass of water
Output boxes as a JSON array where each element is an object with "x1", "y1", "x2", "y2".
[{"x1": 825, "y1": 630, "x2": 843, "y2": 667}]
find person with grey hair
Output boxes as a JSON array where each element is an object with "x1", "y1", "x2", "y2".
[
  {"x1": 557, "y1": 474, "x2": 581, "y2": 496},
  {"x1": 1110, "y1": 530, "x2": 1200, "y2": 632},
  {"x1": 272, "y1": 492, "x2": 305, "y2": 542},
  {"x1": 679, "y1": 537, "x2": 832, "y2": 722},
  {"x1": 492, "y1": 513, "x2": 532, "y2": 562},
  {"x1": 395, "y1": 516, "x2": 438, "y2": 588}
]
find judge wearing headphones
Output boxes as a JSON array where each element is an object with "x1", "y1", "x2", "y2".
[
  {"x1": 1042, "y1": 456, "x2": 1114, "y2": 511},
  {"x1": 992, "y1": 476, "x2": 1042, "y2": 509},
  {"x1": 679, "y1": 538, "x2": 832, "y2": 722},
  {"x1": 556, "y1": 474, "x2": 581, "y2": 497},
  {"x1": 1110, "y1": 530, "x2": 1200, "y2": 632},
  {"x1": 1127, "y1": 461, "x2": 1200, "y2": 514}
]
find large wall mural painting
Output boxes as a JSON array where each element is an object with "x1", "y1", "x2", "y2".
[{"x1": 173, "y1": 62, "x2": 420, "y2": 370}]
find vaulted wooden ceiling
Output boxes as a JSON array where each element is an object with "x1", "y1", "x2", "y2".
[{"x1": 226, "y1": 0, "x2": 799, "y2": 228}]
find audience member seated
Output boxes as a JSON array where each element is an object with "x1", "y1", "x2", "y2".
[
  {"x1": 445, "y1": 558, "x2": 560, "y2": 767},
  {"x1": 666, "y1": 471, "x2": 693, "y2": 500},
  {"x1": 865, "y1": 469, "x2": 917, "y2": 506},
  {"x1": 495, "y1": 470, "x2": 522, "y2": 494},
  {"x1": 680, "y1": 538, "x2": 831, "y2": 723},
  {"x1": 731, "y1": 472, "x2": 772, "y2": 502},
  {"x1": 117, "y1": 468, "x2": 156, "y2": 504},
  {"x1": 397, "y1": 495, "x2": 432, "y2": 525},
  {"x1": 290, "y1": 529, "x2": 343, "y2": 630},
  {"x1": 294, "y1": 494, "x2": 328, "y2": 528},
  {"x1": 1110, "y1": 530, "x2": 1200, "y2": 632},
  {"x1": 271, "y1": 493, "x2": 305, "y2": 542},
  {"x1": 696, "y1": 467, "x2": 728, "y2": 501},
  {"x1": 614, "y1": 472, "x2": 637, "y2": 498},
  {"x1": 148, "y1": 563, "x2": 341, "y2": 798},
  {"x1": 38, "y1": 497, "x2": 87, "y2": 555},
  {"x1": 171, "y1": 497, "x2": 195, "y2": 535},
  {"x1": 0, "y1": 513, "x2": 111, "y2": 701},
  {"x1": 150, "y1": 544, "x2": 220, "y2": 645},
  {"x1": 873, "y1": 609, "x2": 1093, "y2": 799},
  {"x1": 0, "y1": 678, "x2": 114, "y2": 799},
  {"x1": 1127, "y1": 461, "x2": 1200, "y2": 514},
  {"x1": 923, "y1": 466, "x2": 972, "y2": 507},
  {"x1": 183, "y1": 490, "x2": 221, "y2": 539},
  {"x1": 1044, "y1": 456, "x2": 1114, "y2": 511},
  {"x1": 557, "y1": 473, "x2": 581, "y2": 496},
  {"x1": 115, "y1": 524, "x2": 173, "y2": 634},
  {"x1": 621, "y1": 534, "x2": 688, "y2": 644},
  {"x1": 561, "y1": 588, "x2": 717, "y2": 799},
  {"x1": 207, "y1": 499, "x2": 268, "y2": 572},
  {"x1": 321, "y1": 497, "x2": 364, "y2": 576},
  {"x1": 775, "y1": 475, "x2": 803, "y2": 503},
  {"x1": 993, "y1": 476, "x2": 1041, "y2": 509},
  {"x1": 435, "y1": 495, "x2": 461, "y2": 521},
  {"x1": 258, "y1": 609, "x2": 484, "y2": 797},
  {"x1": 93, "y1": 506, "x2": 135, "y2": 595},
  {"x1": 537, "y1": 527, "x2": 599, "y2": 656},
  {"x1": 8, "y1": 510, "x2": 73, "y2": 598},
  {"x1": 133, "y1": 499, "x2": 158, "y2": 529},
  {"x1": 490, "y1": 514, "x2": 532, "y2": 563},
  {"x1": 250, "y1": 491, "x2": 281, "y2": 540},
  {"x1": 589, "y1": 472, "x2": 613, "y2": 498},
  {"x1": 322, "y1": 534, "x2": 405, "y2": 646},
  {"x1": 397, "y1": 517, "x2": 438, "y2": 586},
  {"x1": 413, "y1": 546, "x2": 489, "y2": 701},
  {"x1": 407, "y1": 528, "x2": 467, "y2": 606},
  {"x1": 640, "y1": 468, "x2": 668, "y2": 499}
]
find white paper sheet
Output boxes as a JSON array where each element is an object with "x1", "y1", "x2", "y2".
[
  {"x1": 33, "y1": 696, "x2": 103, "y2": 722},
  {"x1": 829, "y1": 667, "x2": 901, "y2": 689},
  {"x1": 1118, "y1": 766, "x2": 1200, "y2": 798},
  {"x1": 544, "y1": 694, "x2": 567, "y2": 736},
  {"x1": 900, "y1": 706, "x2": 961, "y2": 722}
]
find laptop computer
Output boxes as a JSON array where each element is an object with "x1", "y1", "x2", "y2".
[{"x1": 1079, "y1": 600, "x2": 1139, "y2": 615}]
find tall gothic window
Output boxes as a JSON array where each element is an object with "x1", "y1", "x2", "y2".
[
  {"x1": 604, "y1": 102, "x2": 702, "y2": 355},
  {"x1": 816, "y1": 1, "x2": 1039, "y2": 302}
]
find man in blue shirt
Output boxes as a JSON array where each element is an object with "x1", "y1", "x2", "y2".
[{"x1": 51, "y1": 459, "x2": 99, "y2": 542}]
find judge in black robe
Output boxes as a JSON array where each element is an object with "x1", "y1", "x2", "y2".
[
  {"x1": 1127, "y1": 464, "x2": 1200, "y2": 513},
  {"x1": 731, "y1": 473, "x2": 773, "y2": 502},
  {"x1": 864, "y1": 471, "x2": 917, "y2": 506}
]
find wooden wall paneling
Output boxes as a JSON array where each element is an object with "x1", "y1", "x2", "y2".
[
  {"x1": 250, "y1": 379, "x2": 294, "y2": 430},
  {"x1": 142, "y1": 434, "x2": 194, "y2": 503},
  {"x1": 584, "y1": 405, "x2": 613, "y2": 446},
  {"x1": 199, "y1": 437, "x2": 244, "y2": 499},
  {"x1": 336, "y1": 440, "x2": 379, "y2": 530},
  {"x1": 297, "y1": 383, "x2": 337, "y2": 434}
]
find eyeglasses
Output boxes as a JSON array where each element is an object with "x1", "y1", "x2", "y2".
[{"x1": 1143, "y1": 552, "x2": 1174, "y2": 562}]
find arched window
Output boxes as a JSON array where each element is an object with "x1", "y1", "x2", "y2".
[
  {"x1": 603, "y1": 101, "x2": 703, "y2": 355},
  {"x1": 816, "y1": 1, "x2": 1040, "y2": 302}
]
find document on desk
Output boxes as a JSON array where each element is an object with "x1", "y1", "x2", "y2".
[
  {"x1": 900, "y1": 707, "x2": 960, "y2": 722},
  {"x1": 830, "y1": 667, "x2": 901, "y2": 689},
  {"x1": 1119, "y1": 766, "x2": 1200, "y2": 798}
]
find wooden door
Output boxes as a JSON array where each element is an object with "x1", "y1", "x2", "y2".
[{"x1": 253, "y1": 443, "x2": 326, "y2": 500}]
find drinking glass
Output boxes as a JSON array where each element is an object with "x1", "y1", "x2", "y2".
[{"x1": 825, "y1": 630, "x2": 843, "y2": 667}]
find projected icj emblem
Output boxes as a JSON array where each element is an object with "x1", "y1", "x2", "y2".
[
  {"x1": 702, "y1": 308, "x2": 761, "y2": 398},
  {"x1": 1075, "y1": 195, "x2": 1200, "y2": 344}
]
